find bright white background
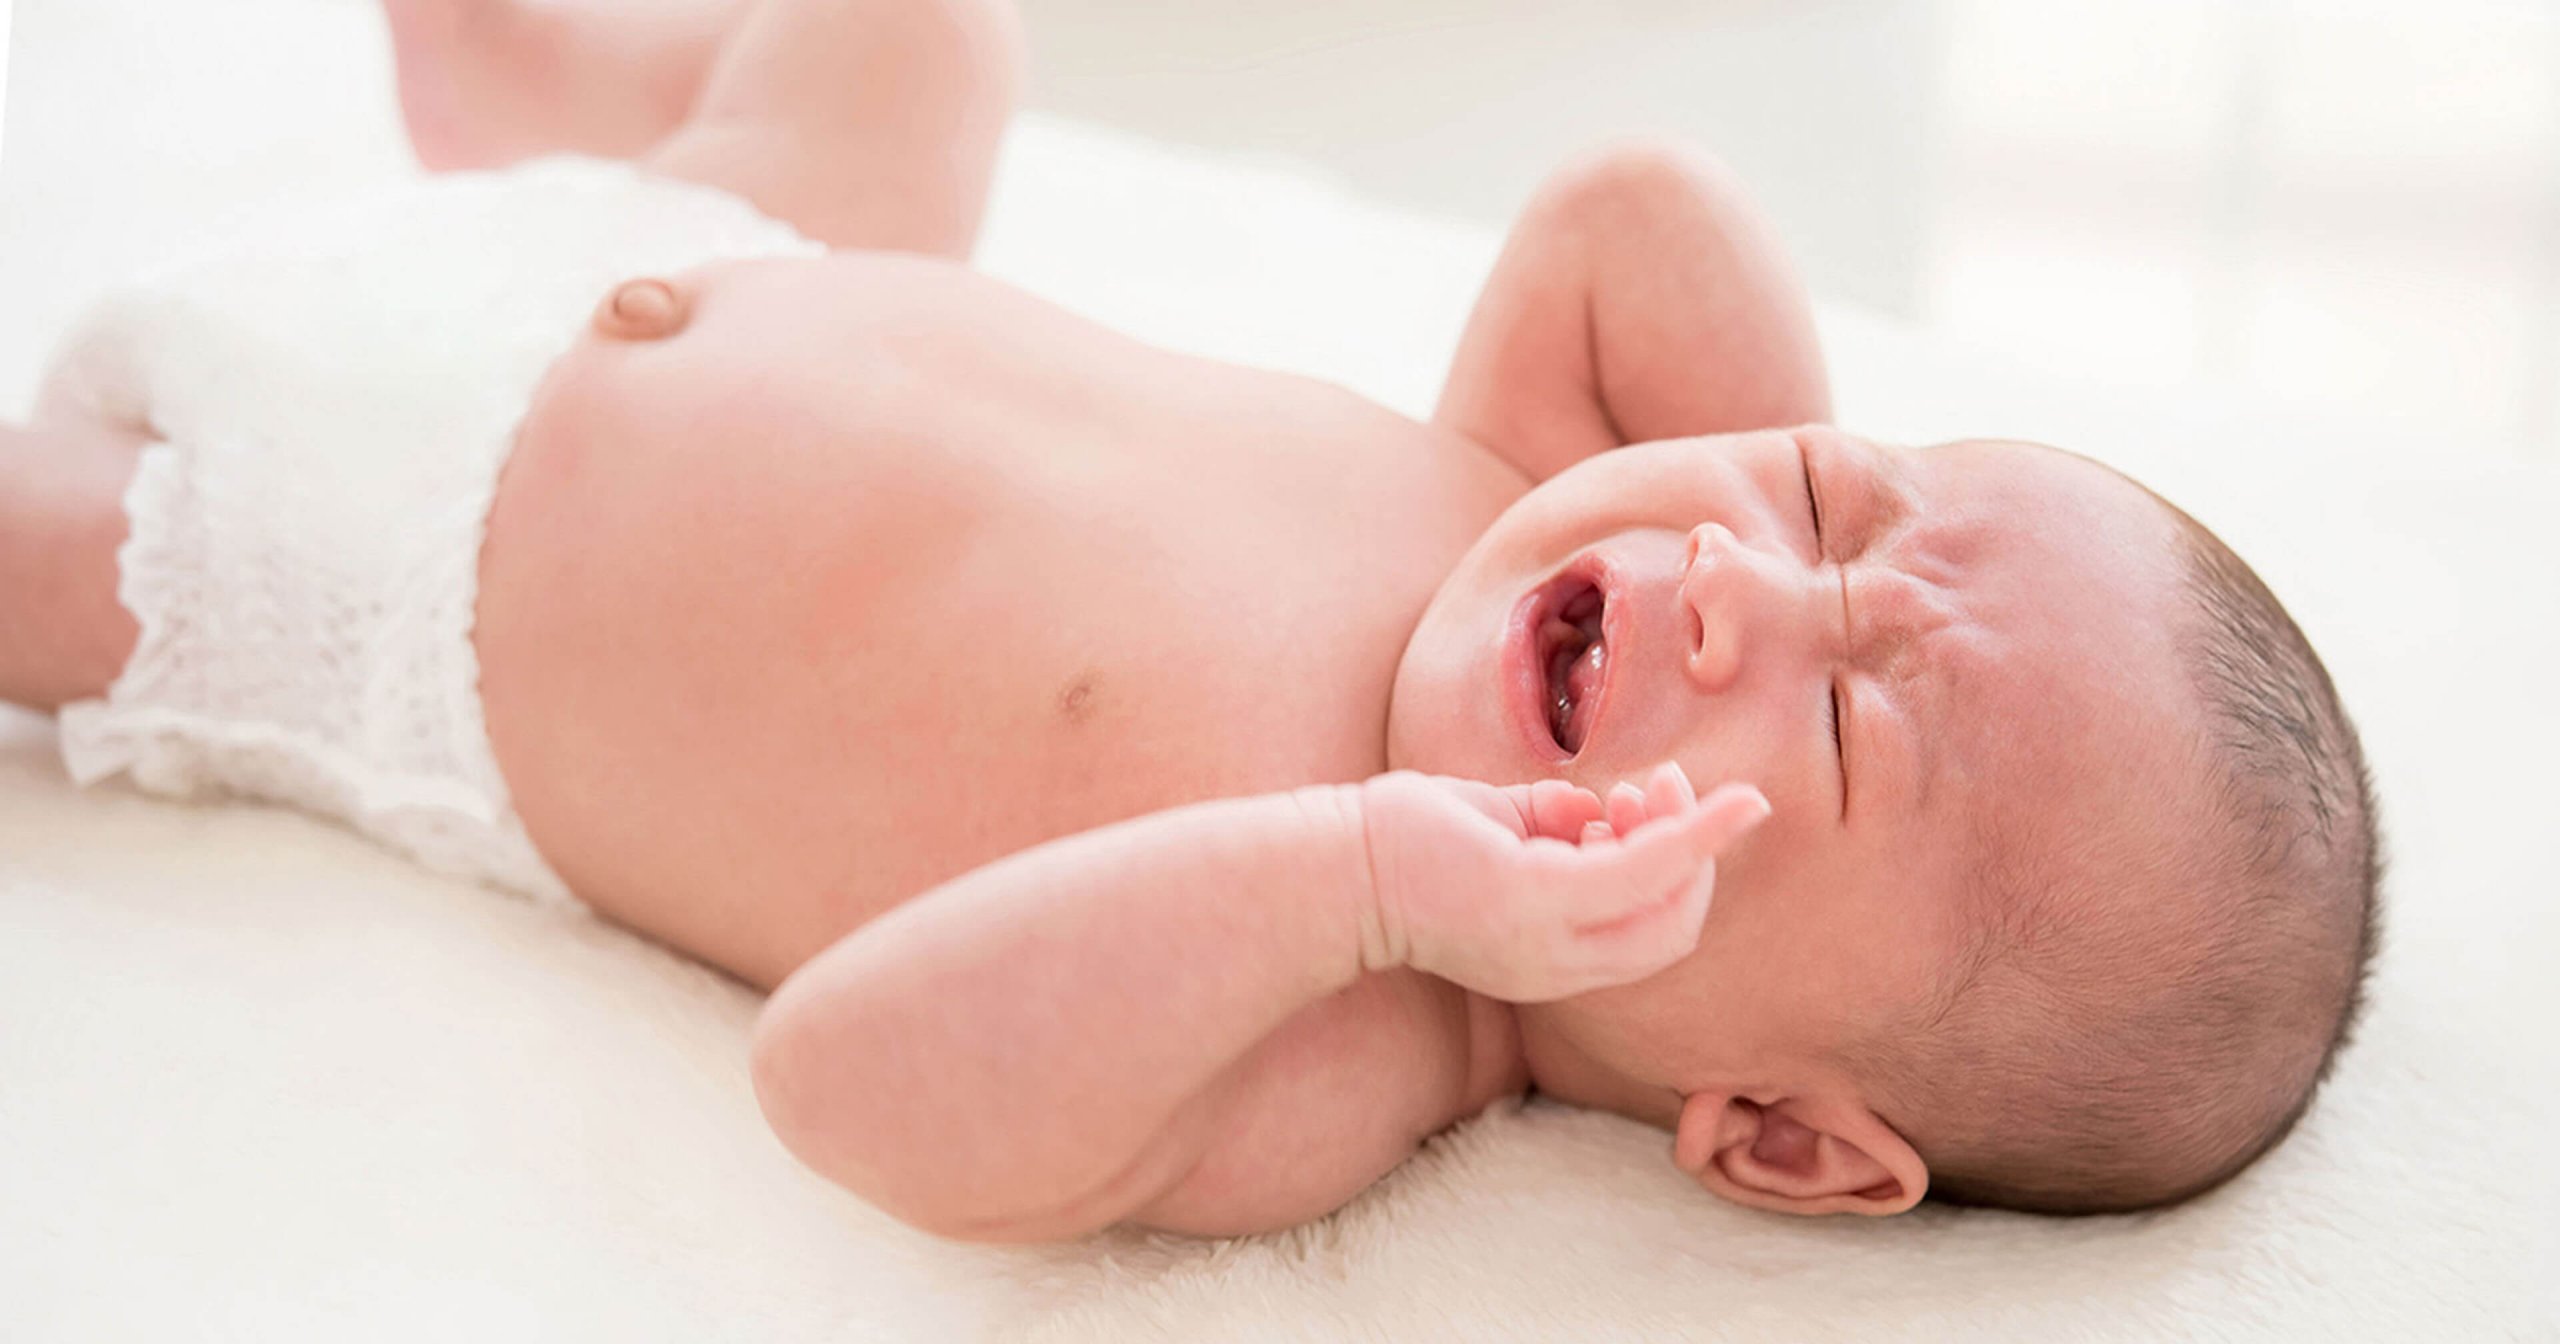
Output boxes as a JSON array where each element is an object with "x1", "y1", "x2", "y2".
[
  {"x1": 0, "y1": 0, "x2": 13, "y2": 164},
  {"x1": 1021, "y1": 0, "x2": 2560, "y2": 466}
]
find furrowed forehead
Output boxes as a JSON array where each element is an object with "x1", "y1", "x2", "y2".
[
  {"x1": 1892, "y1": 440, "x2": 2210, "y2": 950},
  {"x1": 1897, "y1": 439, "x2": 2192, "y2": 765}
]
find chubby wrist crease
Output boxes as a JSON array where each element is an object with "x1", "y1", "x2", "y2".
[{"x1": 1291, "y1": 782, "x2": 1402, "y2": 976}]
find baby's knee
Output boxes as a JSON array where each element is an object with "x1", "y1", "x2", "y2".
[
  {"x1": 1538, "y1": 138, "x2": 1749, "y2": 229},
  {"x1": 590, "y1": 277, "x2": 690, "y2": 342}
]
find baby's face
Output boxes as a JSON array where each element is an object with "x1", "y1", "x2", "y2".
[{"x1": 1386, "y1": 427, "x2": 2200, "y2": 1113}]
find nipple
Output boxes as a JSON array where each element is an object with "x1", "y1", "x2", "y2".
[{"x1": 591, "y1": 277, "x2": 689, "y2": 341}]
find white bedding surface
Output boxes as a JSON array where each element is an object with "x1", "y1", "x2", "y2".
[{"x1": 4, "y1": 1, "x2": 2555, "y2": 1339}]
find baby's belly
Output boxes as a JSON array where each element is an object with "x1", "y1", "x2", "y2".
[{"x1": 473, "y1": 257, "x2": 1499, "y2": 988}]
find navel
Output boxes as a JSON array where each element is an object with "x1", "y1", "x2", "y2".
[{"x1": 590, "y1": 277, "x2": 690, "y2": 342}]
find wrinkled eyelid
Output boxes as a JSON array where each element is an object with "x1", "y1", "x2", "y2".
[
  {"x1": 1799, "y1": 439, "x2": 1823, "y2": 552},
  {"x1": 1830, "y1": 680, "x2": 1849, "y2": 816}
]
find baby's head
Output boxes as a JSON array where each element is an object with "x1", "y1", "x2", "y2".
[{"x1": 1386, "y1": 426, "x2": 2378, "y2": 1215}]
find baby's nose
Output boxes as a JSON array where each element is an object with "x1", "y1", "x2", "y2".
[{"x1": 1680, "y1": 522, "x2": 1786, "y2": 692}]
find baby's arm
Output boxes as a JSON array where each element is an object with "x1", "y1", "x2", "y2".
[
  {"x1": 752, "y1": 767, "x2": 1764, "y2": 1242},
  {"x1": 757, "y1": 786, "x2": 1416, "y2": 1242},
  {"x1": 1437, "y1": 141, "x2": 1833, "y2": 484},
  {"x1": 0, "y1": 417, "x2": 144, "y2": 712}
]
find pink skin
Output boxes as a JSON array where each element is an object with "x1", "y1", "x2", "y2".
[
  {"x1": 1357, "y1": 764, "x2": 1775, "y2": 1006},
  {"x1": 1386, "y1": 425, "x2": 2208, "y2": 1214},
  {"x1": 383, "y1": 0, "x2": 741, "y2": 171}
]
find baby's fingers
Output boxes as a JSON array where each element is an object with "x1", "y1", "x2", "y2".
[
  {"x1": 1598, "y1": 762, "x2": 1696, "y2": 841},
  {"x1": 1605, "y1": 782, "x2": 1649, "y2": 836},
  {"x1": 1527, "y1": 778, "x2": 1607, "y2": 841},
  {"x1": 1561, "y1": 784, "x2": 1770, "y2": 933},
  {"x1": 1642, "y1": 761, "x2": 1696, "y2": 819},
  {"x1": 1684, "y1": 784, "x2": 1773, "y2": 858}
]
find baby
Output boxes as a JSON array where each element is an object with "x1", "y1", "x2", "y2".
[{"x1": 0, "y1": 0, "x2": 2379, "y2": 1242}]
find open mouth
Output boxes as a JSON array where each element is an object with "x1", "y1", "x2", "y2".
[{"x1": 1533, "y1": 574, "x2": 1609, "y2": 755}]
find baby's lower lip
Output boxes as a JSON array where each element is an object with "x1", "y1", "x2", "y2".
[
  {"x1": 1508, "y1": 563, "x2": 1613, "y2": 762},
  {"x1": 1505, "y1": 582, "x2": 1571, "y2": 765}
]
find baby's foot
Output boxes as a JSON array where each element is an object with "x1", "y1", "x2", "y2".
[{"x1": 384, "y1": 0, "x2": 566, "y2": 171}]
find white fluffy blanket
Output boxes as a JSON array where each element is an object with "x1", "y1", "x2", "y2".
[{"x1": 2, "y1": 1, "x2": 2553, "y2": 1338}]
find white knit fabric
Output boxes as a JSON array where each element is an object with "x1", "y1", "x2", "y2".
[{"x1": 46, "y1": 157, "x2": 822, "y2": 905}]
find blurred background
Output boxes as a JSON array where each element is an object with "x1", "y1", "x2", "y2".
[
  {"x1": 0, "y1": 2, "x2": 12, "y2": 159},
  {"x1": 1019, "y1": 0, "x2": 2560, "y2": 464}
]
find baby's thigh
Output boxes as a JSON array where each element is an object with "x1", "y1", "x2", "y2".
[
  {"x1": 0, "y1": 415, "x2": 148, "y2": 710},
  {"x1": 643, "y1": 0, "x2": 1022, "y2": 255}
]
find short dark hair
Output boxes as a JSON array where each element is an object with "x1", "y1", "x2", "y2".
[{"x1": 1865, "y1": 496, "x2": 2382, "y2": 1214}]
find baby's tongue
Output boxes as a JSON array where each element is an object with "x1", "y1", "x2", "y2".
[{"x1": 1566, "y1": 638, "x2": 1605, "y2": 711}]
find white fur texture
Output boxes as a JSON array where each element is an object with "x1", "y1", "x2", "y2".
[{"x1": 2, "y1": 1, "x2": 2553, "y2": 1339}]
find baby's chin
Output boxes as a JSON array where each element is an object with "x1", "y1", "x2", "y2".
[
  {"x1": 1380, "y1": 568, "x2": 1535, "y2": 781},
  {"x1": 1378, "y1": 631, "x2": 1471, "y2": 776}
]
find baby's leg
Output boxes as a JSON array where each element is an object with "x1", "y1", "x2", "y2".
[
  {"x1": 643, "y1": 0, "x2": 1023, "y2": 257},
  {"x1": 386, "y1": 0, "x2": 1021, "y2": 257},
  {"x1": 0, "y1": 416, "x2": 147, "y2": 713},
  {"x1": 385, "y1": 0, "x2": 747, "y2": 171}
]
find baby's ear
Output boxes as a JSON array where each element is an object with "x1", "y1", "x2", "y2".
[{"x1": 1672, "y1": 1090, "x2": 1927, "y2": 1216}]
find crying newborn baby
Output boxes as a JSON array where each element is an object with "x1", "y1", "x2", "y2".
[{"x1": 0, "y1": 0, "x2": 2377, "y2": 1240}]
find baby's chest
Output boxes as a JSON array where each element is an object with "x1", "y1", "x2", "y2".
[
  {"x1": 480, "y1": 385, "x2": 1438, "y2": 977},
  {"x1": 796, "y1": 448, "x2": 1417, "y2": 841}
]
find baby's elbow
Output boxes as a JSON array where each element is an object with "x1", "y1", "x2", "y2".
[
  {"x1": 748, "y1": 997, "x2": 1060, "y2": 1240},
  {"x1": 748, "y1": 997, "x2": 849, "y2": 1175},
  {"x1": 749, "y1": 994, "x2": 911, "y2": 1212}
]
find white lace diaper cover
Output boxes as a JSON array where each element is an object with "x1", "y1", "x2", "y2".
[{"x1": 46, "y1": 158, "x2": 821, "y2": 905}]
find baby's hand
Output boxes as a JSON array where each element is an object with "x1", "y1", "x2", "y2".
[{"x1": 1354, "y1": 763, "x2": 1770, "y2": 1003}]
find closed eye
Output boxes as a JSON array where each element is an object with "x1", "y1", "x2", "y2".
[
  {"x1": 1809, "y1": 444, "x2": 1845, "y2": 813},
  {"x1": 1801, "y1": 438, "x2": 1824, "y2": 554},
  {"x1": 1828, "y1": 682, "x2": 1849, "y2": 819}
]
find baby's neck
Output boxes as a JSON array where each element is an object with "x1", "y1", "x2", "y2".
[
  {"x1": 1457, "y1": 990, "x2": 1535, "y2": 1113},
  {"x1": 1509, "y1": 1005, "x2": 1686, "y2": 1131}
]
